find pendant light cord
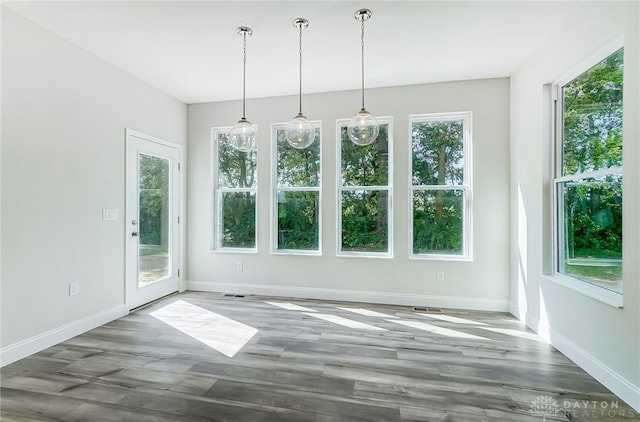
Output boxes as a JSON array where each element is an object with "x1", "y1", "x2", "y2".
[
  {"x1": 298, "y1": 23, "x2": 303, "y2": 115},
  {"x1": 241, "y1": 31, "x2": 247, "y2": 120},
  {"x1": 360, "y1": 17, "x2": 365, "y2": 111}
]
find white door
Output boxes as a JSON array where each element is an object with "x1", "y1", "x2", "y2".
[{"x1": 125, "y1": 129, "x2": 182, "y2": 310}]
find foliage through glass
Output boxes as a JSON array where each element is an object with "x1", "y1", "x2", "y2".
[
  {"x1": 216, "y1": 131, "x2": 257, "y2": 249},
  {"x1": 411, "y1": 117, "x2": 468, "y2": 257},
  {"x1": 412, "y1": 190, "x2": 463, "y2": 255},
  {"x1": 340, "y1": 123, "x2": 390, "y2": 253},
  {"x1": 220, "y1": 191, "x2": 256, "y2": 248},
  {"x1": 138, "y1": 153, "x2": 170, "y2": 283},
  {"x1": 139, "y1": 154, "x2": 169, "y2": 247},
  {"x1": 562, "y1": 49, "x2": 623, "y2": 175},
  {"x1": 277, "y1": 191, "x2": 319, "y2": 250},
  {"x1": 558, "y1": 48, "x2": 623, "y2": 293},
  {"x1": 341, "y1": 125, "x2": 389, "y2": 187},
  {"x1": 275, "y1": 128, "x2": 320, "y2": 251},
  {"x1": 558, "y1": 177, "x2": 622, "y2": 291},
  {"x1": 341, "y1": 190, "x2": 389, "y2": 252},
  {"x1": 412, "y1": 121, "x2": 464, "y2": 186}
]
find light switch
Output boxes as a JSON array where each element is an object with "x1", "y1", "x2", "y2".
[
  {"x1": 102, "y1": 208, "x2": 119, "y2": 221},
  {"x1": 69, "y1": 282, "x2": 80, "y2": 296}
]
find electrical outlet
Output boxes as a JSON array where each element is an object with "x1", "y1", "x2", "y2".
[
  {"x1": 69, "y1": 282, "x2": 80, "y2": 296},
  {"x1": 236, "y1": 262, "x2": 244, "y2": 272},
  {"x1": 102, "y1": 208, "x2": 118, "y2": 221},
  {"x1": 436, "y1": 271, "x2": 445, "y2": 282}
]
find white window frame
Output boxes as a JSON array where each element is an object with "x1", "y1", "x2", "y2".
[
  {"x1": 550, "y1": 38, "x2": 624, "y2": 308},
  {"x1": 210, "y1": 126, "x2": 258, "y2": 253},
  {"x1": 270, "y1": 122, "x2": 322, "y2": 255},
  {"x1": 409, "y1": 112, "x2": 473, "y2": 261},
  {"x1": 336, "y1": 117, "x2": 394, "y2": 258}
]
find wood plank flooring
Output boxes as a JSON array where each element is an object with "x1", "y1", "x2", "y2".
[{"x1": 1, "y1": 291, "x2": 638, "y2": 421}]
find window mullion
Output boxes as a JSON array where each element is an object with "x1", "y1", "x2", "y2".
[{"x1": 555, "y1": 167, "x2": 623, "y2": 183}]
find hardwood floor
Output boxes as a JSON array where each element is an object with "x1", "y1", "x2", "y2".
[{"x1": 1, "y1": 291, "x2": 637, "y2": 421}]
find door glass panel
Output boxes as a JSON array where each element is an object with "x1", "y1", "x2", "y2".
[{"x1": 138, "y1": 153, "x2": 171, "y2": 285}]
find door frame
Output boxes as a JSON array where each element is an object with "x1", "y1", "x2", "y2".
[{"x1": 125, "y1": 128, "x2": 185, "y2": 311}]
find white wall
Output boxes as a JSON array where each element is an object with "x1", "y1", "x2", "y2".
[
  {"x1": 510, "y1": 1, "x2": 639, "y2": 410},
  {"x1": 1, "y1": 8, "x2": 187, "y2": 364},
  {"x1": 187, "y1": 78, "x2": 510, "y2": 311}
]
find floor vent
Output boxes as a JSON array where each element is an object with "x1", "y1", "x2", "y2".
[
  {"x1": 413, "y1": 307, "x2": 443, "y2": 313},
  {"x1": 223, "y1": 293, "x2": 246, "y2": 298}
]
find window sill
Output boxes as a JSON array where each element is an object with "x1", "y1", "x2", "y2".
[
  {"x1": 337, "y1": 252, "x2": 394, "y2": 259},
  {"x1": 210, "y1": 248, "x2": 257, "y2": 254},
  {"x1": 271, "y1": 249, "x2": 321, "y2": 257},
  {"x1": 542, "y1": 273, "x2": 623, "y2": 308},
  {"x1": 409, "y1": 254, "x2": 472, "y2": 262}
]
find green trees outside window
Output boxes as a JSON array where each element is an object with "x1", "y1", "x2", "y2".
[
  {"x1": 411, "y1": 114, "x2": 470, "y2": 257},
  {"x1": 274, "y1": 127, "x2": 321, "y2": 252},
  {"x1": 139, "y1": 154, "x2": 169, "y2": 247},
  {"x1": 557, "y1": 48, "x2": 623, "y2": 293},
  {"x1": 138, "y1": 153, "x2": 171, "y2": 283},
  {"x1": 412, "y1": 190, "x2": 464, "y2": 255},
  {"x1": 562, "y1": 49, "x2": 623, "y2": 176},
  {"x1": 339, "y1": 122, "x2": 391, "y2": 254},
  {"x1": 214, "y1": 130, "x2": 257, "y2": 249}
]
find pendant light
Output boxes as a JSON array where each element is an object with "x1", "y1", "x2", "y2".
[
  {"x1": 284, "y1": 18, "x2": 315, "y2": 149},
  {"x1": 229, "y1": 26, "x2": 257, "y2": 153},
  {"x1": 348, "y1": 9, "x2": 379, "y2": 146}
]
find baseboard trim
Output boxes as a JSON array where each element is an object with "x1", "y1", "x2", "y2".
[
  {"x1": 186, "y1": 280, "x2": 510, "y2": 312},
  {"x1": 526, "y1": 313, "x2": 640, "y2": 412},
  {"x1": 0, "y1": 305, "x2": 127, "y2": 367}
]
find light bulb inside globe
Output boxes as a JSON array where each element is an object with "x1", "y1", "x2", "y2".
[
  {"x1": 285, "y1": 113, "x2": 315, "y2": 149},
  {"x1": 229, "y1": 118, "x2": 257, "y2": 152},
  {"x1": 348, "y1": 108, "x2": 379, "y2": 146}
]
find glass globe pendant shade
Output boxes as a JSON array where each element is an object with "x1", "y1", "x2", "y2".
[
  {"x1": 348, "y1": 108, "x2": 379, "y2": 146},
  {"x1": 229, "y1": 118, "x2": 257, "y2": 153},
  {"x1": 285, "y1": 113, "x2": 315, "y2": 149}
]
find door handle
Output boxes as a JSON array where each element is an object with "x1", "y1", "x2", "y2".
[{"x1": 131, "y1": 231, "x2": 139, "y2": 237}]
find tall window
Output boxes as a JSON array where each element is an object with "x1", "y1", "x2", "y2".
[
  {"x1": 212, "y1": 127, "x2": 257, "y2": 251},
  {"x1": 272, "y1": 123, "x2": 321, "y2": 254},
  {"x1": 410, "y1": 113, "x2": 472, "y2": 260},
  {"x1": 555, "y1": 47, "x2": 623, "y2": 296},
  {"x1": 337, "y1": 118, "x2": 392, "y2": 257}
]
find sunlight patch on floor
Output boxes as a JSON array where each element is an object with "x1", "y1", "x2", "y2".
[
  {"x1": 304, "y1": 313, "x2": 387, "y2": 331},
  {"x1": 389, "y1": 319, "x2": 489, "y2": 340},
  {"x1": 265, "y1": 301, "x2": 317, "y2": 312},
  {"x1": 150, "y1": 300, "x2": 258, "y2": 357},
  {"x1": 337, "y1": 307, "x2": 397, "y2": 319},
  {"x1": 418, "y1": 313, "x2": 488, "y2": 326},
  {"x1": 479, "y1": 327, "x2": 546, "y2": 343}
]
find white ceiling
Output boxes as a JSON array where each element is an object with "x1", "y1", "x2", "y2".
[{"x1": 4, "y1": 1, "x2": 586, "y2": 104}]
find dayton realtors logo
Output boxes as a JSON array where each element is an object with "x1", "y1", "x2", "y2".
[
  {"x1": 530, "y1": 396, "x2": 560, "y2": 421},
  {"x1": 530, "y1": 395, "x2": 636, "y2": 420},
  {"x1": 562, "y1": 399, "x2": 635, "y2": 419}
]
